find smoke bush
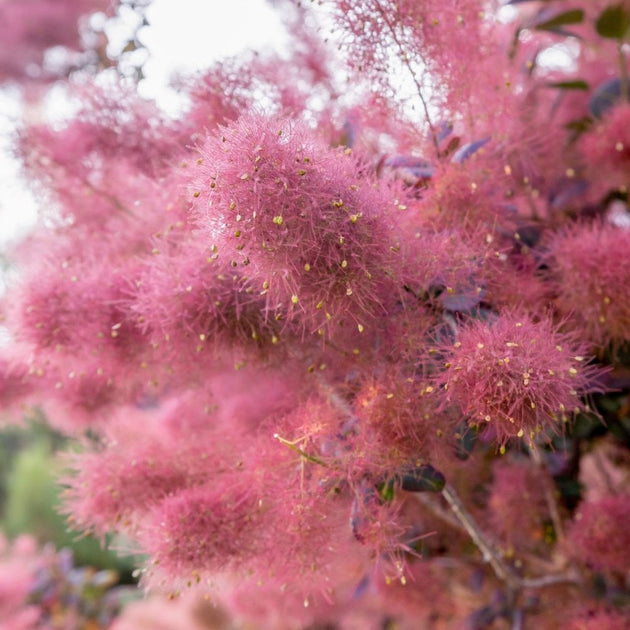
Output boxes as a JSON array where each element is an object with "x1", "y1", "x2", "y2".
[{"x1": 2, "y1": 0, "x2": 630, "y2": 627}]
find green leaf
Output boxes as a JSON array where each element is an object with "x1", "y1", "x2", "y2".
[
  {"x1": 595, "y1": 4, "x2": 630, "y2": 40},
  {"x1": 565, "y1": 116, "x2": 593, "y2": 134},
  {"x1": 534, "y1": 8, "x2": 584, "y2": 31},
  {"x1": 545, "y1": 79, "x2": 589, "y2": 90},
  {"x1": 400, "y1": 464, "x2": 446, "y2": 493},
  {"x1": 377, "y1": 481, "x2": 396, "y2": 502}
]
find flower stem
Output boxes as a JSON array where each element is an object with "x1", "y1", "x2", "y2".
[
  {"x1": 440, "y1": 483, "x2": 580, "y2": 590},
  {"x1": 441, "y1": 483, "x2": 521, "y2": 587},
  {"x1": 528, "y1": 445, "x2": 565, "y2": 543},
  {"x1": 372, "y1": 0, "x2": 441, "y2": 157},
  {"x1": 619, "y1": 42, "x2": 629, "y2": 103}
]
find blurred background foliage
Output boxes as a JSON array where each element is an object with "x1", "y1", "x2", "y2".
[{"x1": 0, "y1": 413, "x2": 138, "y2": 578}]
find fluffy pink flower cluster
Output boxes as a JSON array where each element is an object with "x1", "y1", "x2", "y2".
[
  {"x1": 3, "y1": 0, "x2": 630, "y2": 626},
  {"x1": 567, "y1": 494, "x2": 630, "y2": 573},
  {"x1": 189, "y1": 115, "x2": 401, "y2": 340},
  {"x1": 435, "y1": 311, "x2": 602, "y2": 446},
  {"x1": 547, "y1": 221, "x2": 630, "y2": 353},
  {"x1": 488, "y1": 456, "x2": 550, "y2": 553},
  {"x1": 0, "y1": 0, "x2": 110, "y2": 82},
  {"x1": 580, "y1": 104, "x2": 630, "y2": 201},
  {"x1": 0, "y1": 99, "x2": 612, "y2": 625},
  {"x1": 0, "y1": 535, "x2": 42, "y2": 630}
]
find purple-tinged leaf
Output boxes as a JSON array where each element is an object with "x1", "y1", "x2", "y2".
[
  {"x1": 385, "y1": 155, "x2": 435, "y2": 178},
  {"x1": 400, "y1": 463, "x2": 445, "y2": 493},
  {"x1": 451, "y1": 137, "x2": 490, "y2": 163},
  {"x1": 341, "y1": 117, "x2": 358, "y2": 148},
  {"x1": 528, "y1": 7, "x2": 584, "y2": 32},
  {"x1": 454, "y1": 426, "x2": 477, "y2": 460},
  {"x1": 550, "y1": 180, "x2": 588, "y2": 209},
  {"x1": 439, "y1": 286, "x2": 485, "y2": 313},
  {"x1": 436, "y1": 120, "x2": 453, "y2": 142},
  {"x1": 465, "y1": 605, "x2": 498, "y2": 629},
  {"x1": 589, "y1": 77, "x2": 626, "y2": 118},
  {"x1": 351, "y1": 574, "x2": 370, "y2": 599}
]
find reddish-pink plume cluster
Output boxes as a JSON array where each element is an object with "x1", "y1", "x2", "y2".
[
  {"x1": 546, "y1": 221, "x2": 630, "y2": 353},
  {"x1": 566, "y1": 494, "x2": 630, "y2": 573},
  {"x1": 0, "y1": 0, "x2": 111, "y2": 82},
  {"x1": 435, "y1": 310, "x2": 602, "y2": 447},
  {"x1": 2, "y1": 0, "x2": 630, "y2": 627}
]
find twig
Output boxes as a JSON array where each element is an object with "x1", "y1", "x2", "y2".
[
  {"x1": 412, "y1": 491, "x2": 575, "y2": 579},
  {"x1": 619, "y1": 41, "x2": 629, "y2": 103},
  {"x1": 441, "y1": 484, "x2": 581, "y2": 590},
  {"x1": 511, "y1": 608, "x2": 525, "y2": 630},
  {"x1": 274, "y1": 433, "x2": 330, "y2": 467},
  {"x1": 372, "y1": 0, "x2": 441, "y2": 157},
  {"x1": 318, "y1": 377, "x2": 581, "y2": 591},
  {"x1": 529, "y1": 445, "x2": 565, "y2": 543},
  {"x1": 441, "y1": 483, "x2": 521, "y2": 588},
  {"x1": 411, "y1": 490, "x2": 467, "y2": 533}
]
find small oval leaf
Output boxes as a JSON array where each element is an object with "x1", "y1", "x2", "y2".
[
  {"x1": 545, "y1": 79, "x2": 589, "y2": 90},
  {"x1": 439, "y1": 286, "x2": 485, "y2": 313},
  {"x1": 400, "y1": 464, "x2": 446, "y2": 493},
  {"x1": 531, "y1": 8, "x2": 584, "y2": 31},
  {"x1": 451, "y1": 137, "x2": 490, "y2": 163},
  {"x1": 454, "y1": 426, "x2": 477, "y2": 460},
  {"x1": 589, "y1": 77, "x2": 625, "y2": 118},
  {"x1": 596, "y1": 4, "x2": 630, "y2": 40}
]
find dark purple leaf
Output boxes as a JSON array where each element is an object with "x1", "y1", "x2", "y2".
[
  {"x1": 550, "y1": 179, "x2": 589, "y2": 209},
  {"x1": 351, "y1": 574, "x2": 370, "y2": 599},
  {"x1": 436, "y1": 120, "x2": 453, "y2": 142},
  {"x1": 385, "y1": 155, "x2": 435, "y2": 178},
  {"x1": 454, "y1": 426, "x2": 477, "y2": 460},
  {"x1": 439, "y1": 286, "x2": 485, "y2": 313},
  {"x1": 400, "y1": 464, "x2": 445, "y2": 493},
  {"x1": 451, "y1": 137, "x2": 490, "y2": 163},
  {"x1": 589, "y1": 77, "x2": 625, "y2": 118}
]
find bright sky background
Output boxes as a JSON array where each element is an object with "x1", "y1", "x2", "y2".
[
  {"x1": 139, "y1": 0, "x2": 287, "y2": 111},
  {"x1": 0, "y1": 0, "x2": 287, "y2": 247}
]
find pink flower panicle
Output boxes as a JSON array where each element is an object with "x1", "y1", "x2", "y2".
[
  {"x1": 488, "y1": 457, "x2": 549, "y2": 553},
  {"x1": 435, "y1": 311, "x2": 604, "y2": 447},
  {"x1": 353, "y1": 369, "x2": 443, "y2": 464},
  {"x1": 63, "y1": 392, "x2": 238, "y2": 535},
  {"x1": 580, "y1": 104, "x2": 630, "y2": 201},
  {"x1": 141, "y1": 480, "x2": 261, "y2": 584},
  {"x1": 0, "y1": 356, "x2": 32, "y2": 413},
  {"x1": 190, "y1": 114, "x2": 401, "y2": 339},
  {"x1": 566, "y1": 494, "x2": 630, "y2": 573},
  {"x1": 132, "y1": 235, "x2": 282, "y2": 362},
  {"x1": 14, "y1": 263, "x2": 140, "y2": 361},
  {"x1": 566, "y1": 607, "x2": 630, "y2": 630},
  {"x1": 3, "y1": 0, "x2": 629, "y2": 623},
  {"x1": 546, "y1": 221, "x2": 630, "y2": 353},
  {"x1": 331, "y1": 0, "x2": 492, "y2": 125},
  {"x1": 20, "y1": 88, "x2": 185, "y2": 180},
  {"x1": 0, "y1": 534, "x2": 42, "y2": 627},
  {"x1": 403, "y1": 225, "x2": 505, "y2": 314},
  {"x1": 0, "y1": 0, "x2": 109, "y2": 82}
]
